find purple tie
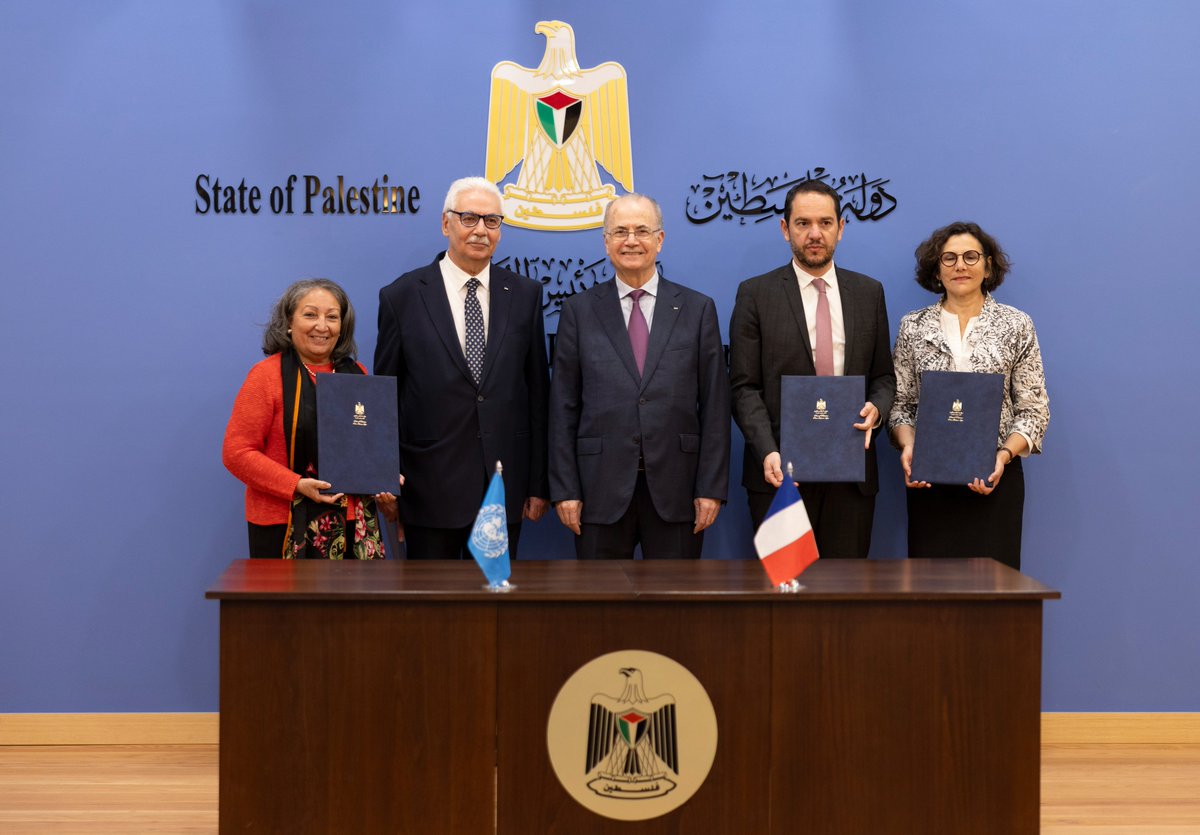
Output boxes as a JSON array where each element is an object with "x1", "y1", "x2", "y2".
[
  {"x1": 628, "y1": 288, "x2": 649, "y2": 375},
  {"x1": 812, "y1": 277, "x2": 834, "y2": 376}
]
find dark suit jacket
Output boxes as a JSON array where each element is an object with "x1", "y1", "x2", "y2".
[
  {"x1": 374, "y1": 253, "x2": 549, "y2": 528},
  {"x1": 549, "y1": 277, "x2": 730, "y2": 524},
  {"x1": 729, "y1": 263, "x2": 895, "y2": 496}
]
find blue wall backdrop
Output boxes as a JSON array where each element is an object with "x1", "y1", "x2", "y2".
[{"x1": 2, "y1": 1, "x2": 1197, "y2": 712}]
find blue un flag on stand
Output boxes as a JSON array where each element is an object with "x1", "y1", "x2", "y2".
[{"x1": 468, "y1": 461, "x2": 513, "y2": 589}]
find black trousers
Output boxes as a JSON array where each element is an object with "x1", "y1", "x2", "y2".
[
  {"x1": 748, "y1": 481, "x2": 875, "y2": 559},
  {"x1": 576, "y1": 471, "x2": 702, "y2": 560},
  {"x1": 404, "y1": 522, "x2": 524, "y2": 560},
  {"x1": 906, "y1": 457, "x2": 1025, "y2": 570},
  {"x1": 247, "y1": 523, "x2": 287, "y2": 558}
]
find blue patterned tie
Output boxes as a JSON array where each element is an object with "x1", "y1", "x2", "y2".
[{"x1": 464, "y1": 277, "x2": 485, "y2": 386}]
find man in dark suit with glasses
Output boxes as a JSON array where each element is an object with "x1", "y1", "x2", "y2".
[
  {"x1": 549, "y1": 193, "x2": 730, "y2": 559},
  {"x1": 374, "y1": 177, "x2": 550, "y2": 559}
]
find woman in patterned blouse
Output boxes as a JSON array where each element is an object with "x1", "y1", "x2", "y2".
[{"x1": 888, "y1": 221, "x2": 1049, "y2": 569}]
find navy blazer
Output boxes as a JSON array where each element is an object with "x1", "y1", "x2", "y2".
[
  {"x1": 729, "y1": 263, "x2": 895, "y2": 496},
  {"x1": 549, "y1": 277, "x2": 730, "y2": 524},
  {"x1": 374, "y1": 253, "x2": 549, "y2": 528}
]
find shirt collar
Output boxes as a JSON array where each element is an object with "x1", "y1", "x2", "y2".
[
  {"x1": 614, "y1": 272, "x2": 659, "y2": 299},
  {"x1": 441, "y1": 252, "x2": 491, "y2": 291},
  {"x1": 792, "y1": 260, "x2": 838, "y2": 290}
]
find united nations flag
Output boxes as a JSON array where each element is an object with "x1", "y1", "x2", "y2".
[{"x1": 468, "y1": 462, "x2": 512, "y2": 587}]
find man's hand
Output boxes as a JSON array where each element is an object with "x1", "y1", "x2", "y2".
[
  {"x1": 693, "y1": 498, "x2": 721, "y2": 533},
  {"x1": 763, "y1": 451, "x2": 784, "y2": 487},
  {"x1": 523, "y1": 496, "x2": 548, "y2": 522},
  {"x1": 555, "y1": 500, "x2": 582, "y2": 535},
  {"x1": 853, "y1": 402, "x2": 880, "y2": 450}
]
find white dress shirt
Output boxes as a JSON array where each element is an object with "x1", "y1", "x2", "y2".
[
  {"x1": 439, "y1": 255, "x2": 490, "y2": 353},
  {"x1": 614, "y1": 272, "x2": 660, "y2": 331},
  {"x1": 940, "y1": 307, "x2": 977, "y2": 372},
  {"x1": 793, "y1": 261, "x2": 846, "y2": 376}
]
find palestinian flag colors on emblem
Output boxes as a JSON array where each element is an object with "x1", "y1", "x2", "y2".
[
  {"x1": 535, "y1": 90, "x2": 582, "y2": 148},
  {"x1": 617, "y1": 711, "x2": 650, "y2": 747}
]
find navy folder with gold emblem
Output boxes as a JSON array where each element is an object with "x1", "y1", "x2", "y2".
[
  {"x1": 780, "y1": 375, "x2": 867, "y2": 483},
  {"x1": 910, "y1": 370, "x2": 1005, "y2": 485},
  {"x1": 315, "y1": 374, "x2": 400, "y2": 495}
]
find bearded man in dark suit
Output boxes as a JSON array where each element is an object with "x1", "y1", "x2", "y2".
[{"x1": 730, "y1": 180, "x2": 895, "y2": 558}]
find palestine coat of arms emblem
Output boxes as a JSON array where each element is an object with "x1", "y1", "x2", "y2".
[
  {"x1": 485, "y1": 21, "x2": 634, "y2": 231},
  {"x1": 547, "y1": 650, "x2": 717, "y2": 821}
]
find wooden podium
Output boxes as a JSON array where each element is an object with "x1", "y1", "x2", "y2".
[{"x1": 207, "y1": 558, "x2": 1058, "y2": 834}]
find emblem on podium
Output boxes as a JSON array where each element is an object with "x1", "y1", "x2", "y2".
[{"x1": 547, "y1": 650, "x2": 716, "y2": 820}]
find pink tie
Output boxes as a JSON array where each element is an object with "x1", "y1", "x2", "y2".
[
  {"x1": 628, "y1": 289, "x2": 649, "y2": 375},
  {"x1": 812, "y1": 277, "x2": 833, "y2": 376}
]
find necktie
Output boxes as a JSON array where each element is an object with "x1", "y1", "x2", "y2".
[
  {"x1": 628, "y1": 288, "x2": 649, "y2": 376},
  {"x1": 812, "y1": 277, "x2": 834, "y2": 376},
  {"x1": 464, "y1": 277, "x2": 485, "y2": 386}
]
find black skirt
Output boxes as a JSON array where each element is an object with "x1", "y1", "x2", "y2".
[{"x1": 906, "y1": 457, "x2": 1025, "y2": 570}]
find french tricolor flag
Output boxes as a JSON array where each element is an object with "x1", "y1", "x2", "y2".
[{"x1": 753, "y1": 478, "x2": 820, "y2": 586}]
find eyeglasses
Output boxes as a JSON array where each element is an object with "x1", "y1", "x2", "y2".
[
  {"x1": 940, "y1": 250, "x2": 984, "y2": 267},
  {"x1": 447, "y1": 209, "x2": 503, "y2": 230},
  {"x1": 605, "y1": 227, "x2": 662, "y2": 241}
]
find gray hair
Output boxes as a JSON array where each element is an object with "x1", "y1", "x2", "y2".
[
  {"x1": 443, "y1": 177, "x2": 503, "y2": 212},
  {"x1": 603, "y1": 193, "x2": 664, "y2": 232},
  {"x1": 262, "y1": 278, "x2": 358, "y2": 362}
]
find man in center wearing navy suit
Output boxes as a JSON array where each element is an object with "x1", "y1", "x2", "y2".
[
  {"x1": 549, "y1": 194, "x2": 730, "y2": 559},
  {"x1": 374, "y1": 177, "x2": 549, "y2": 559}
]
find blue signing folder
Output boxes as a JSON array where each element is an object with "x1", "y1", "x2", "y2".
[
  {"x1": 780, "y1": 375, "x2": 866, "y2": 483},
  {"x1": 910, "y1": 370, "x2": 1004, "y2": 485},
  {"x1": 315, "y1": 374, "x2": 400, "y2": 496}
]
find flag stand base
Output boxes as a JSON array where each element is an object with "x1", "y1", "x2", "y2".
[
  {"x1": 776, "y1": 579, "x2": 804, "y2": 594},
  {"x1": 484, "y1": 580, "x2": 517, "y2": 593}
]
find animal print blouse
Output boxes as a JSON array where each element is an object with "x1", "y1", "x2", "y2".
[{"x1": 888, "y1": 295, "x2": 1049, "y2": 453}]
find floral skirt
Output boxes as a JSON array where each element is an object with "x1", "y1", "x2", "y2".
[{"x1": 285, "y1": 495, "x2": 384, "y2": 560}]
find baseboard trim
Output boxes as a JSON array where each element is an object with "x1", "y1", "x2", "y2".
[
  {"x1": 2, "y1": 712, "x2": 1196, "y2": 746},
  {"x1": 1042, "y1": 713, "x2": 1200, "y2": 744},
  {"x1": 0, "y1": 713, "x2": 219, "y2": 745}
]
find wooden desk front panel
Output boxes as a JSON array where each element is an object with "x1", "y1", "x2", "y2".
[
  {"x1": 497, "y1": 602, "x2": 772, "y2": 835},
  {"x1": 218, "y1": 600, "x2": 497, "y2": 834},
  {"x1": 772, "y1": 600, "x2": 1043, "y2": 835}
]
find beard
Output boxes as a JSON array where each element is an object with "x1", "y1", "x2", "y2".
[{"x1": 791, "y1": 240, "x2": 834, "y2": 272}]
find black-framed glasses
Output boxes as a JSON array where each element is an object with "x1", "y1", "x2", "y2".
[
  {"x1": 940, "y1": 250, "x2": 984, "y2": 267},
  {"x1": 605, "y1": 227, "x2": 662, "y2": 241},
  {"x1": 448, "y1": 209, "x2": 503, "y2": 229}
]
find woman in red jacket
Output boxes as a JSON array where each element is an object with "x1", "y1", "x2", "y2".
[{"x1": 223, "y1": 278, "x2": 396, "y2": 558}]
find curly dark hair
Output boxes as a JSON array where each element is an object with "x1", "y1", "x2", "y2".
[
  {"x1": 261, "y1": 278, "x2": 358, "y2": 362},
  {"x1": 914, "y1": 221, "x2": 1011, "y2": 295}
]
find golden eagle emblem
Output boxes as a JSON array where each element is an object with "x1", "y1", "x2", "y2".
[{"x1": 485, "y1": 21, "x2": 634, "y2": 231}]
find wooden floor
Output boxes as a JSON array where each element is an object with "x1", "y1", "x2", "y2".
[{"x1": 0, "y1": 744, "x2": 1197, "y2": 833}]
